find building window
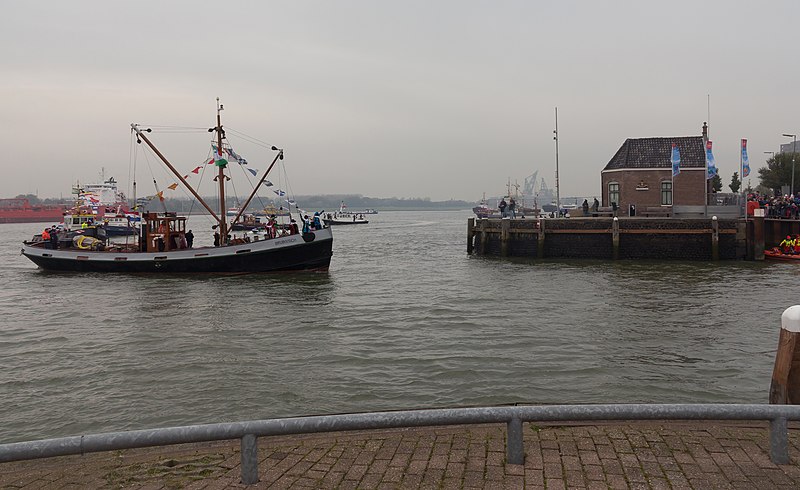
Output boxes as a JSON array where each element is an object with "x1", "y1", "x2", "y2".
[
  {"x1": 661, "y1": 181, "x2": 672, "y2": 205},
  {"x1": 608, "y1": 182, "x2": 619, "y2": 206}
]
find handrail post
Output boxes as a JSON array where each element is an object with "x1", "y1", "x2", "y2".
[
  {"x1": 506, "y1": 417, "x2": 524, "y2": 465},
  {"x1": 241, "y1": 433, "x2": 259, "y2": 484},
  {"x1": 769, "y1": 417, "x2": 789, "y2": 464}
]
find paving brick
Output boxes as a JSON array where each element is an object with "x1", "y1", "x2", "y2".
[{"x1": 2, "y1": 421, "x2": 795, "y2": 489}]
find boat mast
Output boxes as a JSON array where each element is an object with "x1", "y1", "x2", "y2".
[
  {"x1": 131, "y1": 125, "x2": 221, "y2": 222},
  {"x1": 215, "y1": 99, "x2": 228, "y2": 244}
]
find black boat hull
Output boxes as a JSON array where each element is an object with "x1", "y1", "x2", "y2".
[{"x1": 22, "y1": 229, "x2": 333, "y2": 273}]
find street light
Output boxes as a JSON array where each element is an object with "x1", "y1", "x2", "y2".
[{"x1": 783, "y1": 134, "x2": 797, "y2": 196}]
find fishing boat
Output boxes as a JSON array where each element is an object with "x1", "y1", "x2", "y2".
[
  {"x1": 21, "y1": 100, "x2": 333, "y2": 273},
  {"x1": 473, "y1": 193, "x2": 499, "y2": 218},
  {"x1": 323, "y1": 202, "x2": 369, "y2": 225}
]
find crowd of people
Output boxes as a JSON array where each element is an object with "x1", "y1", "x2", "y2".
[{"x1": 747, "y1": 193, "x2": 800, "y2": 219}]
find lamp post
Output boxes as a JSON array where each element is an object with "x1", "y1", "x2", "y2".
[
  {"x1": 783, "y1": 134, "x2": 797, "y2": 197},
  {"x1": 554, "y1": 107, "x2": 560, "y2": 217}
]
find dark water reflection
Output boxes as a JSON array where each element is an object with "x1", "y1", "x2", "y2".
[{"x1": 0, "y1": 212, "x2": 791, "y2": 442}]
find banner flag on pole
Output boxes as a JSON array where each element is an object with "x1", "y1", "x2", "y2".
[
  {"x1": 706, "y1": 140, "x2": 718, "y2": 180},
  {"x1": 742, "y1": 139, "x2": 750, "y2": 178},
  {"x1": 671, "y1": 143, "x2": 681, "y2": 177}
]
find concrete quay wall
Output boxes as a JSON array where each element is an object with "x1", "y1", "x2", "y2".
[{"x1": 467, "y1": 217, "x2": 748, "y2": 260}]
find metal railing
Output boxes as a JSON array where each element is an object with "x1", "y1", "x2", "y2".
[{"x1": 1, "y1": 403, "x2": 799, "y2": 485}]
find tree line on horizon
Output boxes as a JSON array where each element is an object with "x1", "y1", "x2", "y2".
[{"x1": 6, "y1": 193, "x2": 473, "y2": 211}]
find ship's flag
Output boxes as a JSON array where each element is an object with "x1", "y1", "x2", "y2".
[
  {"x1": 192, "y1": 166, "x2": 202, "y2": 174},
  {"x1": 264, "y1": 180, "x2": 273, "y2": 187},
  {"x1": 706, "y1": 140, "x2": 718, "y2": 180},
  {"x1": 247, "y1": 168, "x2": 258, "y2": 176},
  {"x1": 226, "y1": 146, "x2": 248, "y2": 165},
  {"x1": 742, "y1": 139, "x2": 750, "y2": 178},
  {"x1": 157, "y1": 191, "x2": 164, "y2": 201},
  {"x1": 207, "y1": 158, "x2": 214, "y2": 165},
  {"x1": 671, "y1": 143, "x2": 681, "y2": 177},
  {"x1": 274, "y1": 189, "x2": 286, "y2": 196},
  {"x1": 214, "y1": 149, "x2": 228, "y2": 168},
  {"x1": 167, "y1": 183, "x2": 178, "y2": 190},
  {"x1": 286, "y1": 199, "x2": 296, "y2": 205}
]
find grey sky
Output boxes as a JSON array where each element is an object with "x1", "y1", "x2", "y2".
[{"x1": 3, "y1": 0, "x2": 798, "y2": 202}]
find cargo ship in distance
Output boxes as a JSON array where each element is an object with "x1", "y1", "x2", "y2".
[{"x1": 0, "y1": 198, "x2": 67, "y2": 224}]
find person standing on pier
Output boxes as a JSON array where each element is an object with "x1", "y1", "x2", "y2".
[
  {"x1": 509, "y1": 198, "x2": 516, "y2": 219},
  {"x1": 498, "y1": 198, "x2": 507, "y2": 218},
  {"x1": 582, "y1": 199, "x2": 589, "y2": 216}
]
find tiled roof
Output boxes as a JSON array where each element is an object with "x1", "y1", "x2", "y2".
[{"x1": 603, "y1": 136, "x2": 705, "y2": 170}]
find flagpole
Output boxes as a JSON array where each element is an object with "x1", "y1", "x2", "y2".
[{"x1": 740, "y1": 139, "x2": 744, "y2": 216}]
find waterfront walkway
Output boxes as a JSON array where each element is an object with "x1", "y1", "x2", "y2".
[{"x1": 2, "y1": 421, "x2": 799, "y2": 489}]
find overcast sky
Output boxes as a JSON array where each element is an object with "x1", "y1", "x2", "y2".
[{"x1": 3, "y1": 0, "x2": 799, "y2": 202}]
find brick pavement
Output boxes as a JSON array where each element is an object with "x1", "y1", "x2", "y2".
[{"x1": 1, "y1": 421, "x2": 799, "y2": 489}]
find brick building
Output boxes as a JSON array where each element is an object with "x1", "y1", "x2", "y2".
[{"x1": 600, "y1": 124, "x2": 708, "y2": 217}]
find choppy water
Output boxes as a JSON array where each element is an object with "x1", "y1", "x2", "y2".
[{"x1": 0, "y1": 211, "x2": 794, "y2": 443}]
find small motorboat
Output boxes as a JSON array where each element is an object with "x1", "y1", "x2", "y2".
[{"x1": 764, "y1": 248, "x2": 800, "y2": 261}]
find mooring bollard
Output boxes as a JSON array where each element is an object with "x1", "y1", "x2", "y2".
[
  {"x1": 770, "y1": 306, "x2": 800, "y2": 405},
  {"x1": 240, "y1": 433, "x2": 259, "y2": 484}
]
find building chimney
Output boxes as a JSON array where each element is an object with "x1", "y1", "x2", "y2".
[{"x1": 702, "y1": 121, "x2": 708, "y2": 141}]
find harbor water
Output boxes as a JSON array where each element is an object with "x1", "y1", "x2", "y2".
[{"x1": 0, "y1": 210, "x2": 792, "y2": 443}]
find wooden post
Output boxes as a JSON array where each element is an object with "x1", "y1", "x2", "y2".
[
  {"x1": 467, "y1": 218, "x2": 475, "y2": 255},
  {"x1": 537, "y1": 218, "x2": 545, "y2": 258},
  {"x1": 770, "y1": 305, "x2": 800, "y2": 404},
  {"x1": 480, "y1": 219, "x2": 488, "y2": 255},
  {"x1": 500, "y1": 218, "x2": 510, "y2": 257},
  {"x1": 711, "y1": 216, "x2": 719, "y2": 261},
  {"x1": 753, "y1": 209, "x2": 765, "y2": 260},
  {"x1": 612, "y1": 217, "x2": 620, "y2": 260}
]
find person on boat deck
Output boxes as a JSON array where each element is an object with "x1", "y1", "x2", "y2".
[
  {"x1": 185, "y1": 230, "x2": 194, "y2": 248},
  {"x1": 313, "y1": 211, "x2": 322, "y2": 229},
  {"x1": 213, "y1": 232, "x2": 220, "y2": 247},
  {"x1": 41, "y1": 228, "x2": 51, "y2": 248},
  {"x1": 302, "y1": 215, "x2": 311, "y2": 233},
  {"x1": 498, "y1": 198, "x2": 507, "y2": 218},
  {"x1": 81, "y1": 221, "x2": 88, "y2": 229},
  {"x1": 49, "y1": 227, "x2": 59, "y2": 249},
  {"x1": 289, "y1": 219, "x2": 299, "y2": 235},
  {"x1": 780, "y1": 235, "x2": 795, "y2": 254}
]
